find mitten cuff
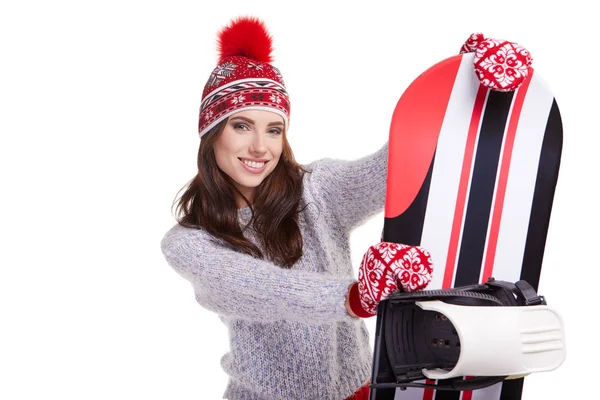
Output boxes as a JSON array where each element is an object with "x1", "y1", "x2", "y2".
[{"x1": 347, "y1": 281, "x2": 376, "y2": 318}]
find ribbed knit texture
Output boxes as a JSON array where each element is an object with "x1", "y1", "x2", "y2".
[{"x1": 160, "y1": 142, "x2": 388, "y2": 399}]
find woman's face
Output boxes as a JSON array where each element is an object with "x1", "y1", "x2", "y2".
[{"x1": 213, "y1": 109, "x2": 285, "y2": 207}]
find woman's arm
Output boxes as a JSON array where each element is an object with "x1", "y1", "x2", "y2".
[
  {"x1": 307, "y1": 142, "x2": 388, "y2": 232},
  {"x1": 161, "y1": 224, "x2": 356, "y2": 324}
]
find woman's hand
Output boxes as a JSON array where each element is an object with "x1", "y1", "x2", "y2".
[{"x1": 346, "y1": 242, "x2": 433, "y2": 318}]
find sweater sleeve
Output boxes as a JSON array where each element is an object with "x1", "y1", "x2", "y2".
[
  {"x1": 160, "y1": 224, "x2": 356, "y2": 324},
  {"x1": 307, "y1": 142, "x2": 388, "y2": 231}
]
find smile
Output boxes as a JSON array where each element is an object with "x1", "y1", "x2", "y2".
[{"x1": 238, "y1": 158, "x2": 268, "y2": 173}]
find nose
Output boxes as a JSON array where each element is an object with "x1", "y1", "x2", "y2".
[{"x1": 249, "y1": 131, "x2": 267, "y2": 154}]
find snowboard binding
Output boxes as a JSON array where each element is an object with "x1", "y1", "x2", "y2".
[{"x1": 370, "y1": 278, "x2": 565, "y2": 392}]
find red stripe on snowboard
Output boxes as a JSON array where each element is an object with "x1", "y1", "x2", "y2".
[
  {"x1": 461, "y1": 377, "x2": 474, "y2": 400},
  {"x1": 423, "y1": 379, "x2": 436, "y2": 400},
  {"x1": 481, "y1": 70, "x2": 533, "y2": 283},
  {"x1": 385, "y1": 56, "x2": 462, "y2": 218}
]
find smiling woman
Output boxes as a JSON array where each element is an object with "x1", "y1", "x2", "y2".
[{"x1": 160, "y1": 16, "x2": 390, "y2": 400}]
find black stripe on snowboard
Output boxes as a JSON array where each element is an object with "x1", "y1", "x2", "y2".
[{"x1": 500, "y1": 378, "x2": 524, "y2": 400}]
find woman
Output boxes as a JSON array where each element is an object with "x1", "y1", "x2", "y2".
[{"x1": 161, "y1": 16, "x2": 430, "y2": 400}]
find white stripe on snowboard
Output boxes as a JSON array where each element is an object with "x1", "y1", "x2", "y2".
[{"x1": 470, "y1": 382, "x2": 502, "y2": 400}]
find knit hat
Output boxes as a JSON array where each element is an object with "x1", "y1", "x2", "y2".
[{"x1": 198, "y1": 17, "x2": 290, "y2": 138}]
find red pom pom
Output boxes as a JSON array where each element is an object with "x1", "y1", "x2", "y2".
[{"x1": 217, "y1": 16, "x2": 274, "y2": 64}]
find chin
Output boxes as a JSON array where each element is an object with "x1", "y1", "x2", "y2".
[
  {"x1": 244, "y1": 178, "x2": 266, "y2": 188},
  {"x1": 234, "y1": 175, "x2": 264, "y2": 188}
]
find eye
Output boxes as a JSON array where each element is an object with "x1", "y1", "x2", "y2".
[
  {"x1": 233, "y1": 123, "x2": 250, "y2": 131},
  {"x1": 268, "y1": 128, "x2": 283, "y2": 135}
]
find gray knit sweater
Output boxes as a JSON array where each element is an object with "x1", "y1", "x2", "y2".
[{"x1": 160, "y1": 142, "x2": 388, "y2": 400}]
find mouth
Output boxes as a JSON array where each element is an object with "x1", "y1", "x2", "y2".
[{"x1": 238, "y1": 158, "x2": 269, "y2": 173}]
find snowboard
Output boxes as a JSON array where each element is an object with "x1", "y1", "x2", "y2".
[{"x1": 369, "y1": 52, "x2": 563, "y2": 400}]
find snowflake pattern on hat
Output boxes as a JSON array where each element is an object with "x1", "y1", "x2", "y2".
[
  {"x1": 247, "y1": 61, "x2": 264, "y2": 71},
  {"x1": 271, "y1": 66, "x2": 285, "y2": 85},
  {"x1": 207, "y1": 61, "x2": 238, "y2": 88}
]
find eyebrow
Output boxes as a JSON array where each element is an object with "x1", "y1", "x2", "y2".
[{"x1": 230, "y1": 116, "x2": 284, "y2": 127}]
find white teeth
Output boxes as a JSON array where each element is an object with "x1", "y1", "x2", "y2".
[{"x1": 242, "y1": 159, "x2": 265, "y2": 169}]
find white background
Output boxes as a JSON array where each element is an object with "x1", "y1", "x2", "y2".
[{"x1": 1, "y1": 1, "x2": 598, "y2": 399}]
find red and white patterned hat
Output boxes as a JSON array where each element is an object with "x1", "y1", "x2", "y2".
[{"x1": 198, "y1": 17, "x2": 290, "y2": 138}]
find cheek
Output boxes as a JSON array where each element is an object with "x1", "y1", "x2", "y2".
[
  {"x1": 213, "y1": 145, "x2": 236, "y2": 174},
  {"x1": 271, "y1": 139, "x2": 284, "y2": 159},
  {"x1": 213, "y1": 144, "x2": 226, "y2": 165},
  {"x1": 214, "y1": 135, "x2": 238, "y2": 161}
]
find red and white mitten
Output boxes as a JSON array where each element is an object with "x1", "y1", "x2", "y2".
[
  {"x1": 347, "y1": 242, "x2": 433, "y2": 318},
  {"x1": 459, "y1": 33, "x2": 533, "y2": 92},
  {"x1": 459, "y1": 32, "x2": 485, "y2": 54}
]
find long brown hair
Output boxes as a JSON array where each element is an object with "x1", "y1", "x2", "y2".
[{"x1": 171, "y1": 118, "x2": 309, "y2": 268}]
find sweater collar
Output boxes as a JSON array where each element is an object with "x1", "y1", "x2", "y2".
[{"x1": 237, "y1": 206, "x2": 253, "y2": 222}]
